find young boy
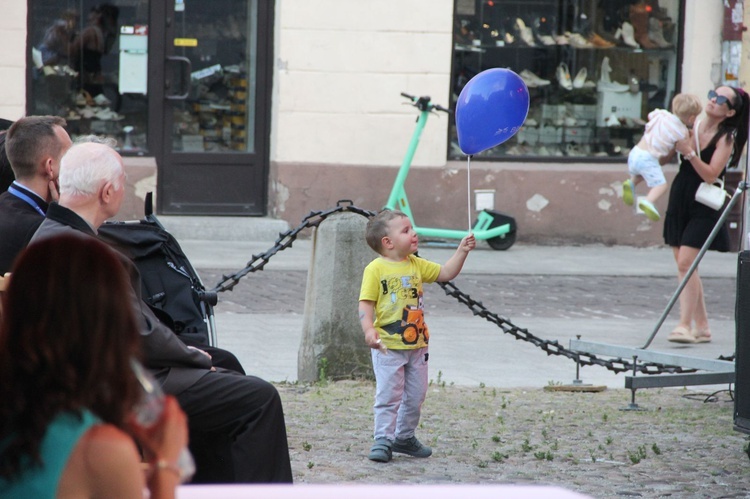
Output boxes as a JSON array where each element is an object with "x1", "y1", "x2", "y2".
[
  {"x1": 358, "y1": 209, "x2": 475, "y2": 463},
  {"x1": 623, "y1": 93, "x2": 702, "y2": 221}
]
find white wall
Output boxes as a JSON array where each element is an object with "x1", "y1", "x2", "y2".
[
  {"x1": 0, "y1": 1, "x2": 729, "y2": 165},
  {"x1": 681, "y1": 0, "x2": 724, "y2": 99},
  {"x1": 0, "y1": 1, "x2": 27, "y2": 120},
  {"x1": 271, "y1": 0, "x2": 454, "y2": 168}
]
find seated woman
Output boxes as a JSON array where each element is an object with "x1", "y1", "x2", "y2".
[{"x1": 0, "y1": 234, "x2": 189, "y2": 498}]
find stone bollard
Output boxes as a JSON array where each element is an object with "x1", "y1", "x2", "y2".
[{"x1": 297, "y1": 211, "x2": 375, "y2": 382}]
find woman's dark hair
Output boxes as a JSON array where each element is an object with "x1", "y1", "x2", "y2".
[
  {"x1": 0, "y1": 235, "x2": 142, "y2": 480},
  {"x1": 715, "y1": 86, "x2": 750, "y2": 168}
]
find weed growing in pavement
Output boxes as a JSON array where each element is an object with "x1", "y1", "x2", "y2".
[
  {"x1": 605, "y1": 436, "x2": 613, "y2": 445},
  {"x1": 317, "y1": 358, "x2": 329, "y2": 385},
  {"x1": 651, "y1": 443, "x2": 661, "y2": 455},
  {"x1": 534, "y1": 450, "x2": 553, "y2": 461},
  {"x1": 492, "y1": 435, "x2": 501, "y2": 443},
  {"x1": 521, "y1": 439, "x2": 534, "y2": 453},
  {"x1": 307, "y1": 461, "x2": 314, "y2": 469},
  {"x1": 302, "y1": 441, "x2": 312, "y2": 452},
  {"x1": 492, "y1": 451, "x2": 508, "y2": 462},
  {"x1": 627, "y1": 444, "x2": 648, "y2": 464}
]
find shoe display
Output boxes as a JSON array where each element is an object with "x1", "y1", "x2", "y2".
[
  {"x1": 605, "y1": 113, "x2": 621, "y2": 127},
  {"x1": 588, "y1": 32, "x2": 614, "y2": 48},
  {"x1": 630, "y1": 4, "x2": 658, "y2": 49},
  {"x1": 597, "y1": 57, "x2": 630, "y2": 92},
  {"x1": 515, "y1": 18, "x2": 536, "y2": 47},
  {"x1": 572, "y1": 67, "x2": 588, "y2": 89},
  {"x1": 446, "y1": 0, "x2": 680, "y2": 160},
  {"x1": 566, "y1": 31, "x2": 594, "y2": 48},
  {"x1": 615, "y1": 22, "x2": 640, "y2": 48},
  {"x1": 520, "y1": 69, "x2": 551, "y2": 88},
  {"x1": 648, "y1": 17, "x2": 672, "y2": 48},
  {"x1": 556, "y1": 63, "x2": 572, "y2": 90}
]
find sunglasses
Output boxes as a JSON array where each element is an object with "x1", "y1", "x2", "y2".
[{"x1": 707, "y1": 89, "x2": 735, "y2": 109}]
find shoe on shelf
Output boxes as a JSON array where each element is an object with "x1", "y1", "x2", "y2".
[
  {"x1": 556, "y1": 63, "x2": 573, "y2": 90},
  {"x1": 554, "y1": 33, "x2": 570, "y2": 45},
  {"x1": 605, "y1": 113, "x2": 621, "y2": 127},
  {"x1": 638, "y1": 199, "x2": 660, "y2": 221},
  {"x1": 393, "y1": 436, "x2": 432, "y2": 458},
  {"x1": 622, "y1": 179, "x2": 634, "y2": 206},
  {"x1": 537, "y1": 34, "x2": 556, "y2": 46},
  {"x1": 573, "y1": 67, "x2": 588, "y2": 89},
  {"x1": 566, "y1": 31, "x2": 594, "y2": 48},
  {"x1": 648, "y1": 17, "x2": 672, "y2": 48},
  {"x1": 515, "y1": 18, "x2": 536, "y2": 46},
  {"x1": 588, "y1": 32, "x2": 615, "y2": 48},
  {"x1": 519, "y1": 69, "x2": 551, "y2": 88},
  {"x1": 615, "y1": 22, "x2": 640, "y2": 48},
  {"x1": 630, "y1": 4, "x2": 658, "y2": 49}
]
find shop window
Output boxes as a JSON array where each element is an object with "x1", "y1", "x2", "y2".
[
  {"x1": 451, "y1": 0, "x2": 682, "y2": 160},
  {"x1": 29, "y1": 0, "x2": 150, "y2": 154}
]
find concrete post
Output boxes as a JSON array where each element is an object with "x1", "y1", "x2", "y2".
[{"x1": 297, "y1": 211, "x2": 375, "y2": 382}]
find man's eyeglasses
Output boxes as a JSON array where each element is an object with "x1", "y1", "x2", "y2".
[{"x1": 708, "y1": 89, "x2": 734, "y2": 109}]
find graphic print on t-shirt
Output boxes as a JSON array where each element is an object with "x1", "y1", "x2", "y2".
[{"x1": 379, "y1": 273, "x2": 429, "y2": 346}]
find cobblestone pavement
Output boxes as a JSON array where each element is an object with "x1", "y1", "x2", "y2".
[
  {"x1": 198, "y1": 269, "x2": 749, "y2": 498},
  {"x1": 199, "y1": 270, "x2": 735, "y2": 321}
]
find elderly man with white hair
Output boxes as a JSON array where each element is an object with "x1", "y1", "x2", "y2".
[{"x1": 30, "y1": 140, "x2": 293, "y2": 484}]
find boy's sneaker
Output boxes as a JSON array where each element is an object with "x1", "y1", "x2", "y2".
[
  {"x1": 638, "y1": 199, "x2": 661, "y2": 221},
  {"x1": 622, "y1": 179, "x2": 634, "y2": 206},
  {"x1": 392, "y1": 436, "x2": 432, "y2": 458},
  {"x1": 368, "y1": 438, "x2": 392, "y2": 463}
]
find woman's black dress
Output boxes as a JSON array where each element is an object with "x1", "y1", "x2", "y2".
[{"x1": 663, "y1": 140, "x2": 730, "y2": 252}]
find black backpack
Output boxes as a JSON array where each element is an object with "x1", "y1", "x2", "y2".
[{"x1": 98, "y1": 194, "x2": 216, "y2": 346}]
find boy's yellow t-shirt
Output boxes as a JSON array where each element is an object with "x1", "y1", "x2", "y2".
[{"x1": 359, "y1": 254, "x2": 441, "y2": 350}]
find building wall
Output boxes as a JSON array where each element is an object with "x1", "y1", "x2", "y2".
[
  {"x1": 0, "y1": 2, "x2": 27, "y2": 120},
  {"x1": 5, "y1": 1, "x2": 736, "y2": 245}
]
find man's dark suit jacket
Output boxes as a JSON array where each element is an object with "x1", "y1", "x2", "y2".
[
  {"x1": 0, "y1": 188, "x2": 47, "y2": 274},
  {"x1": 31, "y1": 202, "x2": 212, "y2": 394}
]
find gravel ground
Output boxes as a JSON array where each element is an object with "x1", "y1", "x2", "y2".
[
  {"x1": 280, "y1": 380, "x2": 750, "y2": 498},
  {"x1": 200, "y1": 269, "x2": 748, "y2": 497}
]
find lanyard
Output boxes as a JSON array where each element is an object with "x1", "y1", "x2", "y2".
[{"x1": 7, "y1": 183, "x2": 46, "y2": 216}]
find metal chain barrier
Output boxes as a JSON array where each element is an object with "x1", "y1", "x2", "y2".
[{"x1": 210, "y1": 201, "x2": 696, "y2": 376}]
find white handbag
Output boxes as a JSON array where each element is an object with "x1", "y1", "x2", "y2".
[
  {"x1": 691, "y1": 120, "x2": 729, "y2": 210},
  {"x1": 695, "y1": 178, "x2": 729, "y2": 210}
]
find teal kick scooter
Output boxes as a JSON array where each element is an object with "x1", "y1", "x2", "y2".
[{"x1": 384, "y1": 93, "x2": 517, "y2": 250}]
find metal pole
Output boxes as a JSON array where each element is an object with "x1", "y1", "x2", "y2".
[{"x1": 640, "y1": 181, "x2": 747, "y2": 349}]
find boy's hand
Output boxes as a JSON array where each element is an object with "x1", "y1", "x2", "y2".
[
  {"x1": 364, "y1": 328, "x2": 386, "y2": 352},
  {"x1": 460, "y1": 233, "x2": 476, "y2": 253}
]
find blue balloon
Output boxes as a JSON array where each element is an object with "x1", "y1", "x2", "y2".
[{"x1": 456, "y1": 68, "x2": 530, "y2": 155}]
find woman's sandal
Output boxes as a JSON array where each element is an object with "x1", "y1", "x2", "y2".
[
  {"x1": 692, "y1": 327, "x2": 712, "y2": 343},
  {"x1": 667, "y1": 325, "x2": 695, "y2": 344}
]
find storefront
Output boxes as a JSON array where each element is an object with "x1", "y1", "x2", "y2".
[
  {"x1": 27, "y1": 0, "x2": 274, "y2": 215},
  {"x1": 7, "y1": 1, "x2": 743, "y2": 245},
  {"x1": 450, "y1": 0, "x2": 683, "y2": 161}
]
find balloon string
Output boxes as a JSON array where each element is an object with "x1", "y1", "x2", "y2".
[{"x1": 467, "y1": 155, "x2": 472, "y2": 232}]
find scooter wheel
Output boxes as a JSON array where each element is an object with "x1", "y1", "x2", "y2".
[{"x1": 486, "y1": 231, "x2": 516, "y2": 251}]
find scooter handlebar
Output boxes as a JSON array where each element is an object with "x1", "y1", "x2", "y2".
[{"x1": 400, "y1": 92, "x2": 450, "y2": 113}]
